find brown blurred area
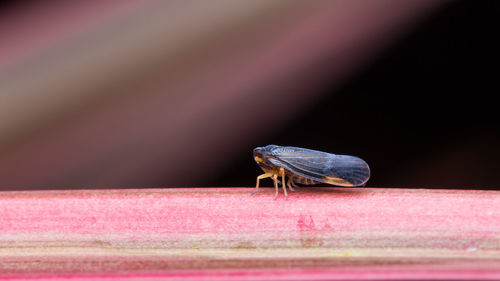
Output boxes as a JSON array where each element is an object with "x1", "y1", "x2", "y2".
[{"x1": 0, "y1": 0, "x2": 498, "y2": 190}]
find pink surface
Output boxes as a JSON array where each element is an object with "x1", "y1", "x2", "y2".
[{"x1": 1, "y1": 187, "x2": 500, "y2": 280}]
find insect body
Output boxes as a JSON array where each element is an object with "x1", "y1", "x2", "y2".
[{"x1": 252, "y1": 145, "x2": 370, "y2": 198}]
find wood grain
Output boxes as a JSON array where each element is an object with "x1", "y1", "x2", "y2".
[{"x1": 1, "y1": 187, "x2": 500, "y2": 280}]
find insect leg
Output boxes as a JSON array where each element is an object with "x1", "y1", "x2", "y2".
[
  {"x1": 272, "y1": 173, "x2": 279, "y2": 199},
  {"x1": 251, "y1": 172, "x2": 273, "y2": 195},
  {"x1": 286, "y1": 177, "x2": 296, "y2": 192},
  {"x1": 279, "y1": 167, "x2": 287, "y2": 198}
]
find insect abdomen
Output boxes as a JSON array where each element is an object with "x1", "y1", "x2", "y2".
[{"x1": 292, "y1": 175, "x2": 318, "y2": 185}]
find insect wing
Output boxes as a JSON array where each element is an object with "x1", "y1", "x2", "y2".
[{"x1": 268, "y1": 146, "x2": 370, "y2": 186}]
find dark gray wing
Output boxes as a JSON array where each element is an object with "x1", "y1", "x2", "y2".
[{"x1": 268, "y1": 146, "x2": 370, "y2": 186}]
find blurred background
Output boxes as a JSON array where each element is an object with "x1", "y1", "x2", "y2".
[{"x1": 0, "y1": 0, "x2": 498, "y2": 190}]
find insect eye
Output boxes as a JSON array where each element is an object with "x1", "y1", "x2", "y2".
[{"x1": 253, "y1": 147, "x2": 264, "y2": 163}]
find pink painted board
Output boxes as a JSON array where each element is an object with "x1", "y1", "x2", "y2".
[{"x1": 1, "y1": 187, "x2": 500, "y2": 280}]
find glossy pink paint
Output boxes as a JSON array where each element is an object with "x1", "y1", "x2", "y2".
[{"x1": 1, "y1": 188, "x2": 500, "y2": 280}]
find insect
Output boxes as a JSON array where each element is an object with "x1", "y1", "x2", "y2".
[{"x1": 252, "y1": 145, "x2": 370, "y2": 198}]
